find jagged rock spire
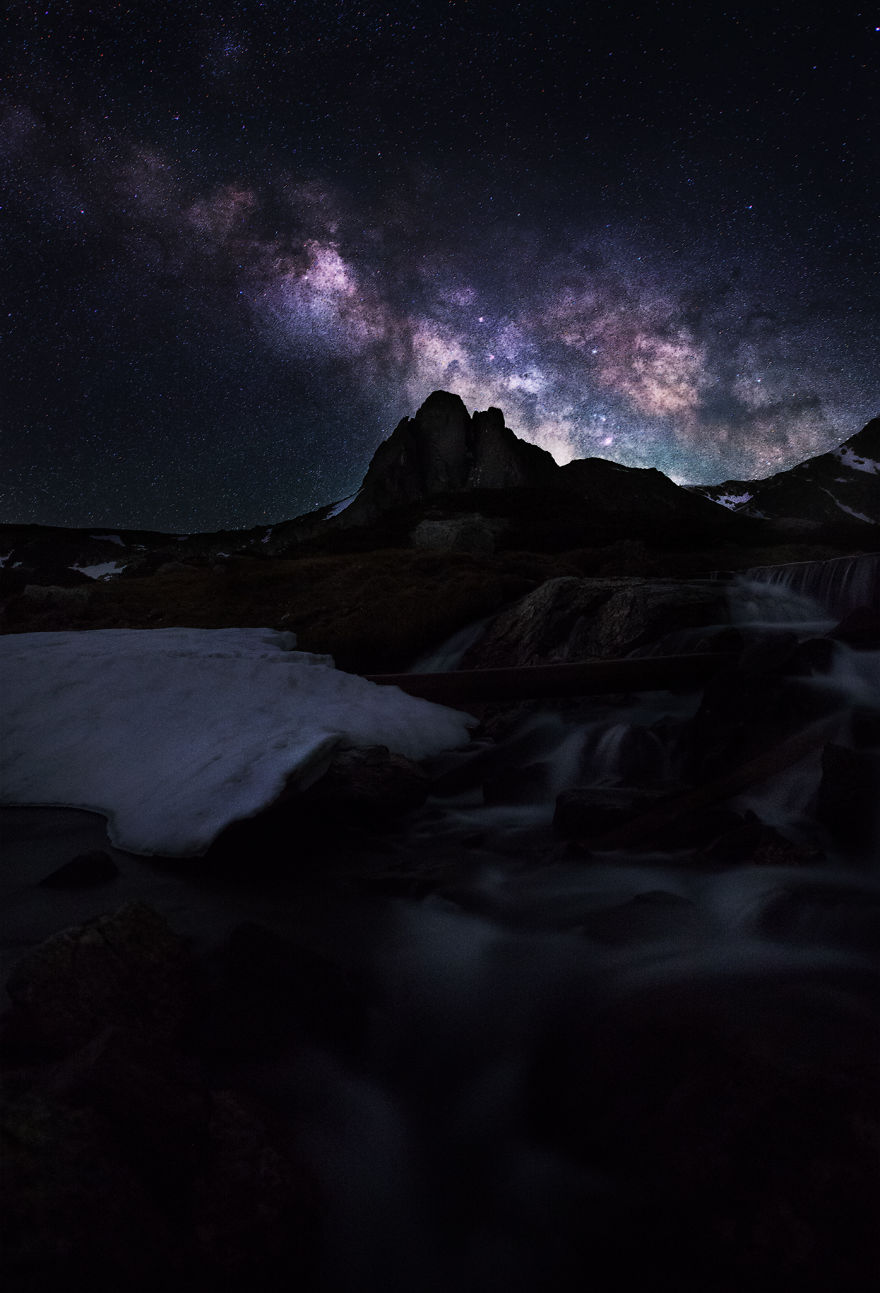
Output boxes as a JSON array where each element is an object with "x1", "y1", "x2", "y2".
[{"x1": 339, "y1": 391, "x2": 557, "y2": 525}]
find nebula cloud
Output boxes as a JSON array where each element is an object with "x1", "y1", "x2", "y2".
[{"x1": 3, "y1": 100, "x2": 875, "y2": 527}]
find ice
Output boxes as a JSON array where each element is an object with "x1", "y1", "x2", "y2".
[{"x1": 0, "y1": 627, "x2": 475, "y2": 856}]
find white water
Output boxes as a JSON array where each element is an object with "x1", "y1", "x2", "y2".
[{"x1": 744, "y1": 550, "x2": 880, "y2": 616}]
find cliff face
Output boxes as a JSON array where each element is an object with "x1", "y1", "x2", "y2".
[
  {"x1": 337, "y1": 390, "x2": 744, "y2": 541},
  {"x1": 338, "y1": 392, "x2": 558, "y2": 526}
]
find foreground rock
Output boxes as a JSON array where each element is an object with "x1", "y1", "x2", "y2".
[
  {"x1": 463, "y1": 576, "x2": 729, "y2": 667},
  {"x1": 4, "y1": 902, "x2": 192, "y2": 1057},
  {"x1": 1, "y1": 904, "x2": 321, "y2": 1291}
]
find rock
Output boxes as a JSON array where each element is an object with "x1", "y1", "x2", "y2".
[
  {"x1": 43, "y1": 1027, "x2": 208, "y2": 1188},
  {"x1": 756, "y1": 881, "x2": 880, "y2": 957},
  {"x1": 21, "y1": 581, "x2": 92, "y2": 602},
  {"x1": 0, "y1": 1089, "x2": 181, "y2": 1290},
  {"x1": 463, "y1": 576, "x2": 729, "y2": 667},
  {"x1": 852, "y1": 706, "x2": 880, "y2": 748},
  {"x1": 339, "y1": 390, "x2": 558, "y2": 526},
  {"x1": 553, "y1": 787, "x2": 664, "y2": 840},
  {"x1": 300, "y1": 744, "x2": 429, "y2": 824},
  {"x1": 5, "y1": 902, "x2": 192, "y2": 1057},
  {"x1": 38, "y1": 849, "x2": 119, "y2": 889},
  {"x1": 192, "y1": 1089, "x2": 320, "y2": 1284},
  {"x1": 783, "y1": 636, "x2": 837, "y2": 675},
  {"x1": 686, "y1": 662, "x2": 839, "y2": 780},
  {"x1": 527, "y1": 969, "x2": 880, "y2": 1291},
  {"x1": 699, "y1": 811, "x2": 823, "y2": 866},
  {"x1": 576, "y1": 890, "x2": 704, "y2": 945},
  {"x1": 198, "y1": 922, "x2": 368, "y2": 1061},
  {"x1": 0, "y1": 567, "x2": 27, "y2": 597},
  {"x1": 482, "y1": 761, "x2": 555, "y2": 805},
  {"x1": 814, "y1": 743, "x2": 880, "y2": 851},
  {"x1": 411, "y1": 512, "x2": 503, "y2": 555},
  {"x1": 829, "y1": 606, "x2": 880, "y2": 649}
]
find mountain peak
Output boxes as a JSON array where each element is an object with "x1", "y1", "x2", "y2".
[{"x1": 339, "y1": 392, "x2": 557, "y2": 525}]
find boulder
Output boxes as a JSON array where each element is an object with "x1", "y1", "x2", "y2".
[
  {"x1": 5, "y1": 902, "x2": 192, "y2": 1056},
  {"x1": 198, "y1": 921, "x2": 368, "y2": 1061},
  {"x1": 38, "y1": 849, "x2": 119, "y2": 889},
  {"x1": 192, "y1": 1089, "x2": 319, "y2": 1285},
  {"x1": 464, "y1": 576, "x2": 729, "y2": 667},
  {"x1": 814, "y1": 743, "x2": 880, "y2": 851},
  {"x1": 829, "y1": 606, "x2": 880, "y2": 649},
  {"x1": 553, "y1": 787, "x2": 664, "y2": 840},
  {"x1": 300, "y1": 744, "x2": 430, "y2": 825},
  {"x1": 0, "y1": 1089, "x2": 181, "y2": 1290},
  {"x1": 411, "y1": 512, "x2": 503, "y2": 556}
]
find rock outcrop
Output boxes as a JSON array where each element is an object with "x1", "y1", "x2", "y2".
[
  {"x1": 338, "y1": 391, "x2": 559, "y2": 527},
  {"x1": 462, "y1": 576, "x2": 730, "y2": 667}
]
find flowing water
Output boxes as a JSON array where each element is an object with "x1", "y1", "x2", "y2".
[
  {"x1": 2, "y1": 554, "x2": 878, "y2": 1289},
  {"x1": 278, "y1": 557, "x2": 880, "y2": 1290}
]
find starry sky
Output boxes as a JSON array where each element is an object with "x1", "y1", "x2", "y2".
[{"x1": 2, "y1": 1, "x2": 878, "y2": 530}]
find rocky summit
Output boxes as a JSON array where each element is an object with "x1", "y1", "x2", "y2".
[{"x1": 337, "y1": 391, "x2": 559, "y2": 526}]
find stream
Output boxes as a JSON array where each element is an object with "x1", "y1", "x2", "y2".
[{"x1": 2, "y1": 557, "x2": 878, "y2": 1291}]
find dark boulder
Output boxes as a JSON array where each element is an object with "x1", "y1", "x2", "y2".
[
  {"x1": 464, "y1": 576, "x2": 729, "y2": 668},
  {"x1": 829, "y1": 606, "x2": 880, "y2": 649},
  {"x1": 4, "y1": 902, "x2": 192, "y2": 1057},
  {"x1": 814, "y1": 743, "x2": 880, "y2": 851},
  {"x1": 553, "y1": 787, "x2": 665, "y2": 840},
  {"x1": 300, "y1": 744, "x2": 430, "y2": 825},
  {"x1": 38, "y1": 850, "x2": 119, "y2": 889}
]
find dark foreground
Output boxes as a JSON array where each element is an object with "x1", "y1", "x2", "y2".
[{"x1": 2, "y1": 569, "x2": 879, "y2": 1292}]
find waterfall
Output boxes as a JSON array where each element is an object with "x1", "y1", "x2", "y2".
[{"x1": 744, "y1": 551, "x2": 879, "y2": 617}]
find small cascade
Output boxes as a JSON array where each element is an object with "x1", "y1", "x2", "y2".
[
  {"x1": 584, "y1": 719, "x2": 671, "y2": 786},
  {"x1": 408, "y1": 616, "x2": 492, "y2": 673},
  {"x1": 744, "y1": 551, "x2": 880, "y2": 617}
]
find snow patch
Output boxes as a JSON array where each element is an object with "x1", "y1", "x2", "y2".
[
  {"x1": 818, "y1": 487, "x2": 875, "y2": 524},
  {"x1": 71, "y1": 561, "x2": 126, "y2": 580},
  {"x1": 90, "y1": 533, "x2": 125, "y2": 547},
  {"x1": 0, "y1": 627, "x2": 475, "y2": 856},
  {"x1": 714, "y1": 492, "x2": 753, "y2": 510},
  {"x1": 326, "y1": 494, "x2": 357, "y2": 519},
  {"x1": 0, "y1": 551, "x2": 12, "y2": 568},
  {"x1": 835, "y1": 446, "x2": 880, "y2": 475},
  {"x1": 261, "y1": 527, "x2": 273, "y2": 544}
]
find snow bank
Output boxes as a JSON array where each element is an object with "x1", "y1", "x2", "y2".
[{"x1": 0, "y1": 627, "x2": 475, "y2": 856}]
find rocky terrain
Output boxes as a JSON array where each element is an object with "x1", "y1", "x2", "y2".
[
  {"x1": 2, "y1": 393, "x2": 879, "y2": 1292},
  {"x1": 1, "y1": 393, "x2": 877, "y2": 667},
  {"x1": 690, "y1": 416, "x2": 880, "y2": 529}
]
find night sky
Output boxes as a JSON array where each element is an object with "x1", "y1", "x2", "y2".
[{"x1": 2, "y1": 2, "x2": 878, "y2": 531}]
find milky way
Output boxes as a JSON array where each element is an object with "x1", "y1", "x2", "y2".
[{"x1": 2, "y1": 3, "x2": 877, "y2": 529}]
